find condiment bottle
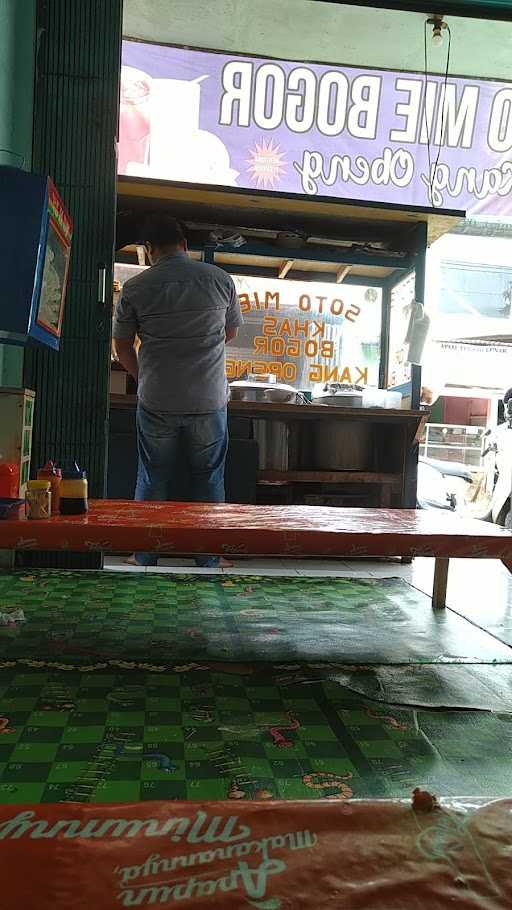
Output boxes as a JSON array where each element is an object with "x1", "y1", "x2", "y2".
[
  {"x1": 60, "y1": 463, "x2": 88, "y2": 515},
  {"x1": 37, "y1": 461, "x2": 62, "y2": 513},
  {"x1": 26, "y1": 480, "x2": 52, "y2": 519},
  {"x1": 0, "y1": 462, "x2": 20, "y2": 498}
]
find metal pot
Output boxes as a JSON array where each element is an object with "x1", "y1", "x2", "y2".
[
  {"x1": 253, "y1": 420, "x2": 289, "y2": 470},
  {"x1": 312, "y1": 382, "x2": 364, "y2": 408},
  {"x1": 229, "y1": 380, "x2": 299, "y2": 404},
  {"x1": 313, "y1": 421, "x2": 373, "y2": 470}
]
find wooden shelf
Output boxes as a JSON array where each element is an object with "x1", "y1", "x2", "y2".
[
  {"x1": 258, "y1": 470, "x2": 401, "y2": 485},
  {"x1": 111, "y1": 395, "x2": 426, "y2": 425},
  {"x1": 229, "y1": 399, "x2": 426, "y2": 432}
]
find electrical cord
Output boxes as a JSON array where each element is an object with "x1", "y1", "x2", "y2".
[{"x1": 423, "y1": 20, "x2": 452, "y2": 206}]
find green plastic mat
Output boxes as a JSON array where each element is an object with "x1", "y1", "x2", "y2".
[
  {"x1": 1, "y1": 664, "x2": 512, "y2": 805},
  {"x1": 328, "y1": 663, "x2": 512, "y2": 712},
  {"x1": 1, "y1": 571, "x2": 511, "y2": 666}
]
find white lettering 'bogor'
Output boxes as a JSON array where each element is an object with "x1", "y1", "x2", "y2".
[
  {"x1": 219, "y1": 61, "x2": 381, "y2": 140},
  {"x1": 219, "y1": 61, "x2": 489, "y2": 154},
  {"x1": 0, "y1": 810, "x2": 250, "y2": 843},
  {"x1": 286, "y1": 66, "x2": 317, "y2": 133}
]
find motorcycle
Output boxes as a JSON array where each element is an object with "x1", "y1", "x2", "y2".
[
  {"x1": 417, "y1": 456, "x2": 473, "y2": 512},
  {"x1": 480, "y1": 399, "x2": 512, "y2": 528}
]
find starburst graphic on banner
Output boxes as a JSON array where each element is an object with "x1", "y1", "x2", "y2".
[{"x1": 247, "y1": 139, "x2": 287, "y2": 189}]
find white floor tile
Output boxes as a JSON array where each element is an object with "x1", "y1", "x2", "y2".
[
  {"x1": 157, "y1": 557, "x2": 198, "y2": 567},
  {"x1": 104, "y1": 561, "x2": 145, "y2": 573},
  {"x1": 146, "y1": 565, "x2": 223, "y2": 575},
  {"x1": 295, "y1": 568, "x2": 372, "y2": 578},
  {"x1": 221, "y1": 566, "x2": 300, "y2": 576},
  {"x1": 228, "y1": 559, "x2": 289, "y2": 570},
  {"x1": 370, "y1": 567, "x2": 414, "y2": 578},
  {"x1": 341, "y1": 559, "x2": 401, "y2": 571},
  {"x1": 277, "y1": 558, "x2": 352, "y2": 571}
]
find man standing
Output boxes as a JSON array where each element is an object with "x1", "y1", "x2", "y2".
[{"x1": 113, "y1": 215, "x2": 242, "y2": 567}]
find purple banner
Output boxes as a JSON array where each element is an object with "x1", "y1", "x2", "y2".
[{"x1": 120, "y1": 40, "x2": 512, "y2": 215}]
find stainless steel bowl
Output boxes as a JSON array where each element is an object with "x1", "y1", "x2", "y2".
[{"x1": 229, "y1": 382, "x2": 299, "y2": 404}]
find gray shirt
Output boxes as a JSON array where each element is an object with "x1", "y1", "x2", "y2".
[{"x1": 113, "y1": 253, "x2": 243, "y2": 414}]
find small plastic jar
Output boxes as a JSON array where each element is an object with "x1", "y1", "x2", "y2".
[
  {"x1": 26, "y1": 480, "x2": 52, "y2": 519},
  {"x1": 37, "y1": 461, "x2": 62, "y2": 513},
  {"x1": 60, "y1": 464, "x2": 88, "y2": 515}
]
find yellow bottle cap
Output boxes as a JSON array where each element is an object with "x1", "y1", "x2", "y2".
[{"x1": 27, "y1": 480, "x2": 51, "y2": 491}]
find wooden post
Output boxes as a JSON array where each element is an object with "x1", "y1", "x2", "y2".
[
  {"x1": 379, "y1": 483, "x2": 393, "y2": 508},
  {"x1": 433, "y1": 558, "x2": 449, "y2": 609}
]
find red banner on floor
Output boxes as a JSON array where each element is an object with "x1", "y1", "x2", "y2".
[{"x1": 0, "y1": 799, "x2": 510, "y2": 908}]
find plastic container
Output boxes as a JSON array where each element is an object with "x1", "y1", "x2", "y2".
[
  {"x1": 311, "y1": 383, "x2": 364, "y2": 408},
  {"x1": 60, "y1": 463, "x2": 88, "y2": 515},
  {"x1": 384, "y1": 391, "x2": 402, "y2": 410},
  {"x1": 37, "y1": 461, "x2": 62, "y2": 513},
  {"x1": 362, "y1": 388, "x2": 402, "y2": 410},
  {"x1": 406, "y1": 303, "x2": 431, "y2": 365},
  {"x1": 25, "y1": 480, "x2": 52, "y2": 519},
  {"x1": 0, "y1": 462, "x2": 20, "y2": 499},
  {"x1": 0, "y1": 498, "x2": 24, "y2": 520}
]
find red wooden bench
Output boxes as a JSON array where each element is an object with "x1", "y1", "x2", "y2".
[
  {"x1": 1, "y1": 501, "x2": 511, "y2": 608},
  {"x1": 1, "y1": 797, "x2": 509, "y2": 908}
]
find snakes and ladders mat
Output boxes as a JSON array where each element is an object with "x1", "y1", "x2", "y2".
[
  {"x1": 1, "y1": 666, "x2": 512, "y2": 805},
  {"x1": 1, "y1": 570, "x2": 511, "y2": 665},
  {"x1": 0, "y1": 798, "x2": 510, "y2": 909}
]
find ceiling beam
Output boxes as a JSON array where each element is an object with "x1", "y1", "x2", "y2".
[
  {"x1": 213, "y1": 262, "x2": 389, "y2": 287},
  {"x1": 206, "y1": 239, "x2": 411, "y2": 270},
  {"x1": 117, "y1": 178, "x2": 464, "y2": 248},
  {"x1": 119, "y1": 240, "x2": 413, "y2": 270},
  {"x1": 278, "y1": 260, "x2": 295, "y2": 279},
  {"x1": 336, "y1": 265, "x2": 352, "y2": 284},
  {"x1": 314, "y1": 0, "x2": 512, "y2": 21}
]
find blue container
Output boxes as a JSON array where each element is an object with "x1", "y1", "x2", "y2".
[
  {"x1": 0, "y1": 166, "x2": 73, "y2": 350},
  {"x1": 0, "y1": 498, "x2": 24, "y2": 520}
]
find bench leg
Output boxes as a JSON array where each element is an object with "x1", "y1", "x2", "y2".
[
  {"x1": 502, "y1": 559, "x2": 512, "y2": 576},
  {"x1": 432, "y1": 558, "x2": 449, "y2": 609},
  {"x1": 379, "y1": 484, "x2": 393, "y2": 508},
  {"x1": 0, "y1": 549, "x2": 15, "y2": 570}
]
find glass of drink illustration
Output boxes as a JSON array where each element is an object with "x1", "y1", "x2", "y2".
[
  {"x1": 119, "y1": 66, "x2": 152, "y2": 174},
  {"x1": 146, "y1": 76, "x2": 239, "y2": 185}
]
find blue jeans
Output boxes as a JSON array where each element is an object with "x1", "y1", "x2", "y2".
[{"x1": 134, "y1": 404, "x2": 228, "y2": 567}]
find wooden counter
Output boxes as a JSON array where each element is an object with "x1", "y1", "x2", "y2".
[
  {"x1": 111, "y1": 393, "x2": 425, "y2": 432},
  {"x1": 227, "y1": 399, "x2": 425, "y2": 508},
  {"x1": 109, "y1": 395, "x2": 425, "y2": 509},
  {"x1": 228, "y1": 399, "x2": 425, "y2": 433}
]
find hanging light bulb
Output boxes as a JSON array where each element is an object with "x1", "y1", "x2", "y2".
[
  {"x1": 428, "y1": 16, "x2": 446, "y2": 47},
  {"x1": 432, "y1": 25, "x2": 443, "y2": 46}
]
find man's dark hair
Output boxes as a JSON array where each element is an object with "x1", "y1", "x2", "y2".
[{"x1": 142, "y1": 214, "x2": 185, "y2": 249}]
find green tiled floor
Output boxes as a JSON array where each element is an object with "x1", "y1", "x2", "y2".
[
  {"x1": 1, "y1": 570, "x2": 511, "y2": 665},
  {"x1": 0, "y1": 569, "x2": 511, "y2": 805},
  {"x1": 1, "y1": 663, "x2": 512, "y2": 804}
]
